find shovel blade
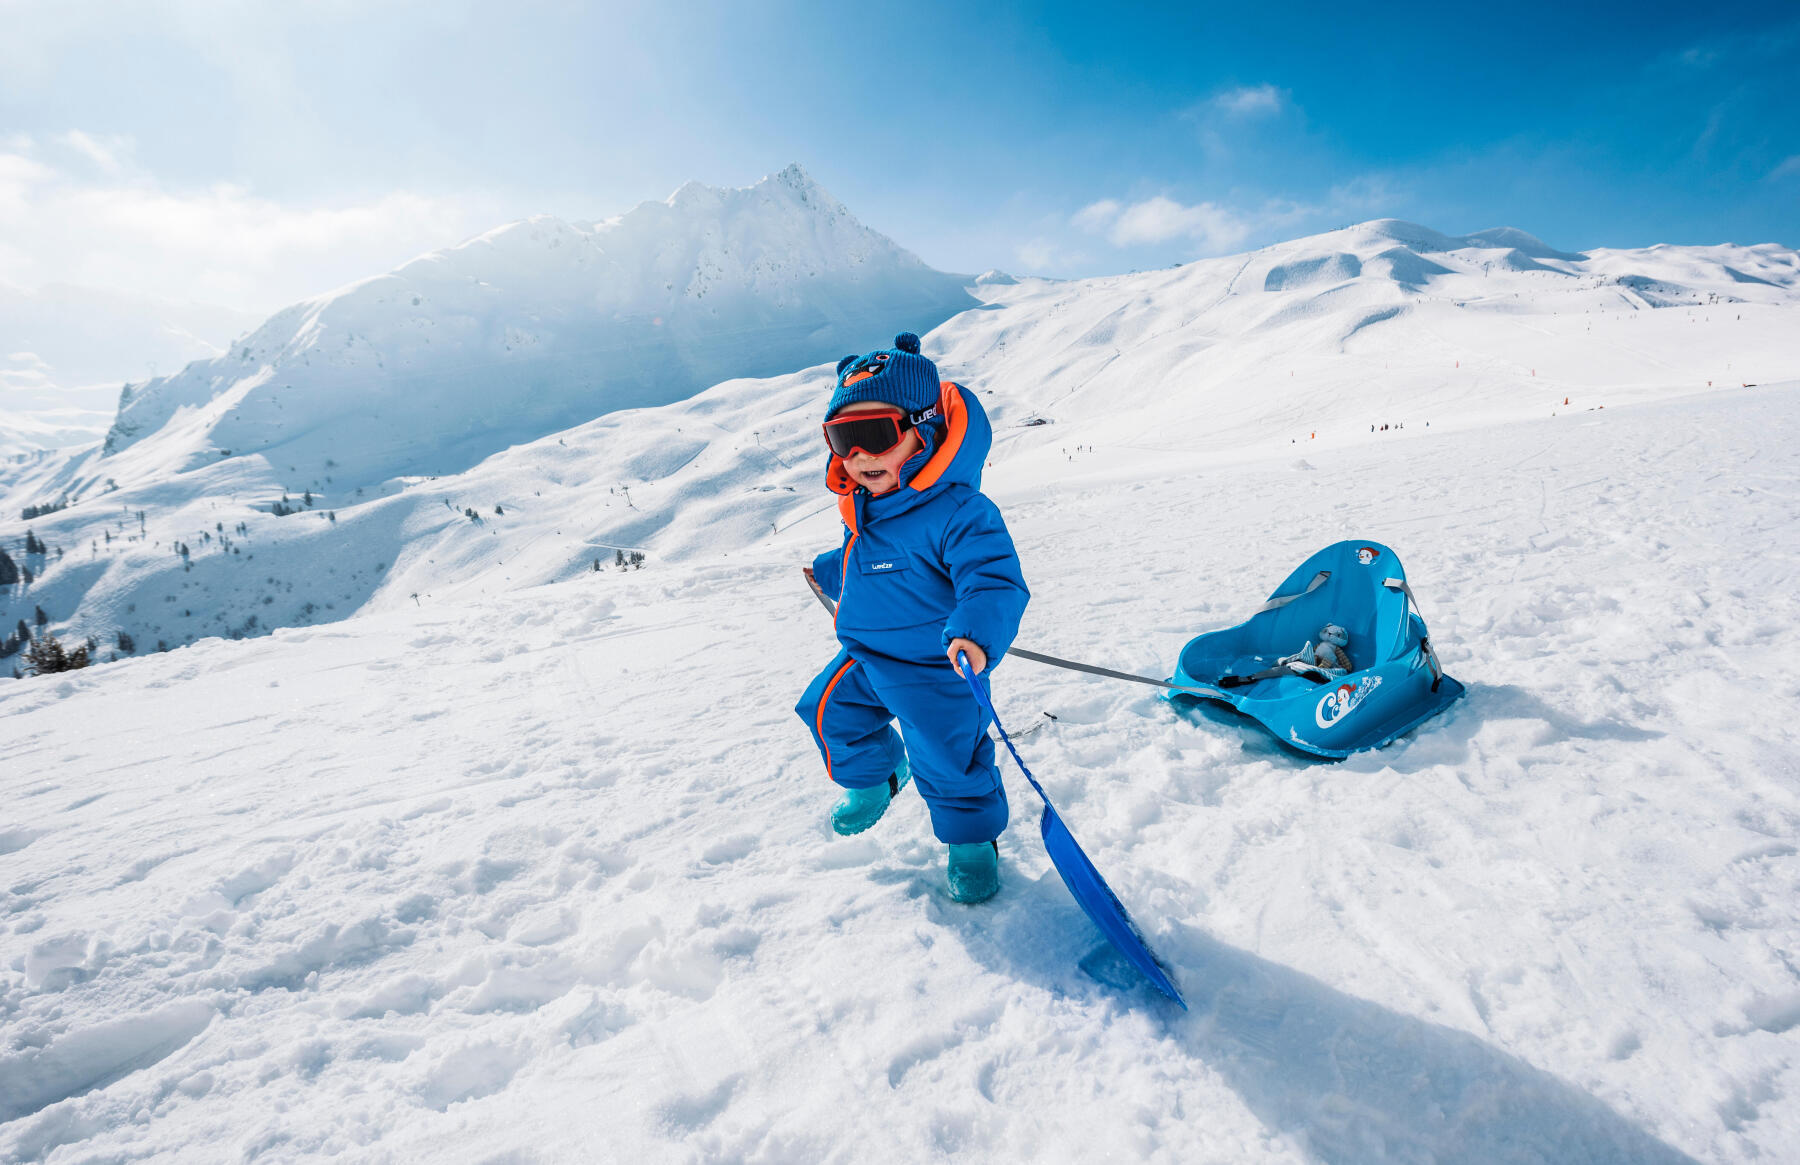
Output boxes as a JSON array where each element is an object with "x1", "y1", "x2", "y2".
[{"x1": 1038, "y1": 804, "x2": 1187, "y2": 1009}]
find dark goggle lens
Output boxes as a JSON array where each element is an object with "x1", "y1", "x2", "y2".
[{"x1": 823, "y1": 414, "x2": 904, "y2": 457}]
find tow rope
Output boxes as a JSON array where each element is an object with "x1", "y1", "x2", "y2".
[{"x1": 802, "y1": 567, "x2": 1226, "y2": 699}]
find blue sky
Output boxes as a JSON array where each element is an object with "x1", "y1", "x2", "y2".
[{"x1": 2, "y1": 0, "x2": 1795, "y2": 310}]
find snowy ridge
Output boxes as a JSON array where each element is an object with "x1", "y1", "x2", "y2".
[{"x1": 90, "y1": 164, "x2": 973, "y2": 489}]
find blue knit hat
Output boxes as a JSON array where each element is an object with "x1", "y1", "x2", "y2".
[{"x1": 825, "y1": 332, "x2": 941, "y2": 419}]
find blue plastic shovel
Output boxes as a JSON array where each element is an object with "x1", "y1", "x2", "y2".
[{"x1": 957, "y1": 651, "x2": 1187, "y2": 1009}]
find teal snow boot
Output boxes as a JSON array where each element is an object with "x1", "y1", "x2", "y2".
[
  {"x1": 830, "y1": 757, "x2": 911, "y2": 836},
  {"x1": 947, "y1": 841, "x2": 1001, "y2": 904}
]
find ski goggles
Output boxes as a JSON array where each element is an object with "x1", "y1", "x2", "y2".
[{"x1": 822, "y1": 409, "x2": 913, "y2": 458}]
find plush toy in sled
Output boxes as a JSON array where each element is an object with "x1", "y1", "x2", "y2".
[{"x1": 1168, "y1": 540, "x2": 1464, "y2": 759}]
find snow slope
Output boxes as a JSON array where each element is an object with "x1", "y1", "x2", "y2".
[
  {"x1": 4, "y1": 381, "x2": 1798, "y2": 1162},
  {"x1": 86, "y1": 165, "x2": 974, "y2": 490},
  {"x1": 3, "y1": 219, "x2": 1796, "y2": 670}
]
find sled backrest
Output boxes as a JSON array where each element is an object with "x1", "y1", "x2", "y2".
[{"x1": 1245, "y1": 540, "x2": 1414, "y2": 669}]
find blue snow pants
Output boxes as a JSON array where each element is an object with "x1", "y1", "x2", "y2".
[{"x1": 796, "y1": 649, "x2": 1009, "y2": 845}]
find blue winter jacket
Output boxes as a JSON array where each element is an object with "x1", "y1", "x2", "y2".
[{"x1": 812, "y1": 382, "x2": 1029, "y2": 673}]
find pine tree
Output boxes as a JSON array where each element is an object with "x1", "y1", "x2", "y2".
[
  {"x1": 0, "y1": 547, "x2": 16, "y2": 586},
  {"x1": 34, "y1": 606, "x2": 47, "y2": 628},
  {"x1": 24, "y1": 634, "x2": 88, "y2": 675}
]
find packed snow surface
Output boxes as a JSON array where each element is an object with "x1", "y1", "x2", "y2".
[{"x1": 4, "y1": 378, "x2": 1799, "y2": 1162}]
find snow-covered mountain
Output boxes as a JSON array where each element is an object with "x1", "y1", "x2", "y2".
[
  {"x1": 2, "y1": 215, "x2": 1794, "y2": 666},
  {"x1": 90, "y1": 164, "x2": 974, "y2": 491},
  {"x1": 0, "y1": 282, "x2": 260, "y2": 456}
]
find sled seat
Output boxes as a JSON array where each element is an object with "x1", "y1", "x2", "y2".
[{"x1": 1169, "y1": 540, "x2": 1463, "y2": 758}]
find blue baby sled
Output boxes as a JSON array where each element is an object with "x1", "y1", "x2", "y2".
[{"x1": 1167, "y1": 540, "x2": 1464, "y2": 759}]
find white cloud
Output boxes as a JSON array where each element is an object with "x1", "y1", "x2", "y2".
[
  {"x1": 58, "y1": 129, "x2": 128, "y2": 175},
  {"x1": 1072, "y1": 195, "x2": 1252, "y2": 252},
  {"x1": 1015, "y1": 237, "x2": 1089, "y2": 274},
  {"x1": 1209, "y1": 83, "x2": 1286, "y2": 118},
  {"x1": 1113, "y1": 197, "x2": 1249, "y2": 250},
  {"x1": 1071, "y1": 199, "x2": 1123, "y2": 233},
  {"x1": 0, "y1": 150, "x2": 56, "y2": 191},
  {"x1": 1768, "y1": 155, "x2": 1800, "y2": 182},
  {"x1": 1015, "y1": 239, "x2": 1057, "y2": 270},
  {"x1": 0, "y1": 137, "x2": 498, "y2": 313},
  {"x1": 1067, "y1": 166, "x2": 1407, "y2": 262}
]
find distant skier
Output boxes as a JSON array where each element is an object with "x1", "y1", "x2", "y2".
[{"x1": 797, "y1": 332, "x2": 1029, "y2": 904}]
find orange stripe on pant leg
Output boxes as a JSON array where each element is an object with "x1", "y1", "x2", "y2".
[{"x1": 815, "y1": 658, "x2": 858, "y2": 780}]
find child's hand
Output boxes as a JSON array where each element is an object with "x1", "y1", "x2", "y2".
[{"x1": 947, "y1": 638, "x2": 987, "y2": 677}]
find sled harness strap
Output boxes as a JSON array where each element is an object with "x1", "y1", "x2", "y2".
[
  {"x1": 1253, "y1": 570, "x2": 1330, "y2": 614},
  {"x1": 1383, "y1": 576, "x2": 1445, "y2": 692},
  {"x1": 1217, "y1": 661, "x2": 1332, "y2": 688},
  {"x1": 803, "y1": 567, "x2": 1223, "y2": 699}
]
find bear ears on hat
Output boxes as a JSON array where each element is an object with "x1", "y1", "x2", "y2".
[{"x1": 836, "y1": 333, "x2": 922, "y2": 378}]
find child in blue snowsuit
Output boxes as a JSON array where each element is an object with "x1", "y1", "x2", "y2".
[{"x1": 796, "y1": 332, "x2": 1029, "y2": 904}]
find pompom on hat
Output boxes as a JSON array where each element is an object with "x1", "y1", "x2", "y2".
[{"x1": 826, "y1": 332, "x2": 942, "y2": 419}]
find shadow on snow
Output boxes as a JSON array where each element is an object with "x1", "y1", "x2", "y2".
[{"x1": 942, "y1": 868, "x2": 1696, "y2": 1165}]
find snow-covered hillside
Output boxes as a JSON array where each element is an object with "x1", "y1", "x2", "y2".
[
  {"x1": 81, "y1": 164, "x2": 973, "y2": 492},
  {"x1": 2, "y1": 218, "x2": 1796, "y2": 668},
  {"x1": 0, "y1": 283, "x2": 260, "y2": 457},
  {"x1": 927, "y1": 220, "x2": 1798, "y2": 473},
  {"x1": 4, "y1": 380, "x2": 1797, "y2": 1162}
]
